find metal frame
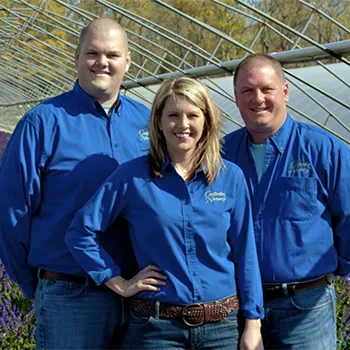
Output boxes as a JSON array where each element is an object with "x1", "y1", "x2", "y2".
[{"x1": 0, "y1": 0, "x2": 349, "y2": 142}]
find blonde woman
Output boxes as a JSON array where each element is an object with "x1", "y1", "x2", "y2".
[{"x1": 65, "y1": 77, "x2": 264, "y2": 350}]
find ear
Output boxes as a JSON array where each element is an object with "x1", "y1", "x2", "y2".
[
  {"x1": 283, "y1": 82, "x2": 289, "y2": 103},
  {"x1": 74, "y1": 49, "x2": 79, "y2": 70},
  {"x1": 125, "y1": 51, "x2": 131, "y2": 73},
  {"x1": 234, "y1": 88, "x2": 239, "y2": 108}
]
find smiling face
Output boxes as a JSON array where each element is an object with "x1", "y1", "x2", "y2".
[
  {"x1": 159, "y1": 95, "x2": 206, "y2": 163},
  {"x1": 75, "y1": 21, "x2": 131, "y2": 105},
  {"x1": 235, "y1": 64, "x2": 289, "y2": 144}
]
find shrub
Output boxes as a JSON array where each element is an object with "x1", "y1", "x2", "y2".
[
  {"x1": 336, "y1": 275, "x2": 350, "y2": 349},
  {"x1": 0, "y1": 131, "x2": 10, "y2": 158},
  {"x1": 0, "y1": 262, "x2": 36, "y2": 349}
]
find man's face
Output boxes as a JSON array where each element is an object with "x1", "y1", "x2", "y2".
[
  {"x1": 75, "y1": 26, "x2": 131, "y2": 105},
  {"x1": 234, "y1": 64, "x2": 289, "y2": 143}
]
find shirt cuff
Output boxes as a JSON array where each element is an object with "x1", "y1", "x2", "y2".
[
  {"x1": 89, "y1": 266, "x2": 121, "y2": 285},
  {"x1": 241, "y1": 304, "x2": 265, "y2": 320}
]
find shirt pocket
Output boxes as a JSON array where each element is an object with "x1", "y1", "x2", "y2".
[{"x1": 270, "y1": 177, "x2": 318, "y2": 221}]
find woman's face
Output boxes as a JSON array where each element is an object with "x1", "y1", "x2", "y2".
[{"x1": 159, "y1": 95, "x2": 205, "y2": 161}]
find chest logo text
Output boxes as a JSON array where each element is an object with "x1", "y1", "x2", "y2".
[
  {"x1": 288, "y1": 161, "x2": 311, "y2": 174},
  {"x1": 205, "y1": 191, "x2": 226, "y2": 203},
  {"x1": 139, "y1": 129, "x2": 149, "y2": 141}
]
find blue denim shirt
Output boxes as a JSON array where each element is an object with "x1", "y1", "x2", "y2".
[
  {"x1": 0, "y1": 81, "x2": 150, "y2": 298},
  {"x1": 66, "y1": 156, "x2": 264, "y2": 319},
  {"x1": 223, "y1": 115, "x2": 350, "y2": 283}
]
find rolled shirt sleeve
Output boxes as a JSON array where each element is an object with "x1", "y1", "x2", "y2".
[{"x1": 65, "y1": 167, "x2": 129, "y2": 285}]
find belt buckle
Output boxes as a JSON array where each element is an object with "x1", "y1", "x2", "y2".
[{"x1": 181, "y1": 303, "x2": 205, "y2": 327}]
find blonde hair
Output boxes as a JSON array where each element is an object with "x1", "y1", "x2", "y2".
[{"x1": 149, "y1": 77, "x2": 223, "y2": 184}]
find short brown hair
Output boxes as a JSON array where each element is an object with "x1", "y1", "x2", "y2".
[{"x1": 234, "y1": 53, "x2": 286, "y2": 88}]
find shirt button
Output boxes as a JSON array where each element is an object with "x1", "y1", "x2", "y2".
[
  {"x1": 197, "y1": 296, "x2": 201, "y2": 301},
  {"x1": 187, "y1": 223, "x2": 191, "y2": 228},
  {"x1": 193, "y1": 272, "x2": 197, "y2": 277},
  {"x1": 188, "y1": 248, "x2": 193, "y2": 253},
  {"x1": 114, "y1": 143, "x2": 119, "y2": 147}
]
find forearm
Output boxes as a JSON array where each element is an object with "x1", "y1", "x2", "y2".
[
  {"x1": 244, "y1": 318, "x2": 261, "y2": 331},
  {"x1": 105, "y1": 275, "x2": 126, "y2": 296},
  {"x1": 241, "y1": 318, "x2": 264, "y2": 350},
  {"x1": 235, "y1": 239, "x2": 264, "y2": 319}
]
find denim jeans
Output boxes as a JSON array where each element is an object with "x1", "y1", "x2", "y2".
[
  {"x1": 121, "y1": 306, "x2": 240, "y2": 350},
  {"x1": 35, "y1": 276, "x2": 125, "y2": 350},
  {"x1": 262, "y1": 284, "x2": 336, "y2": 350}
]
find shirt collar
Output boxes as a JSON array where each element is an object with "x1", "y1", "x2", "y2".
[
  {"x1": 73, "y1": 81, "x2": 96, "y2": 110},
  {"x1": 269, "y1": 114, "x2": 293, "y2": 153},
  {"x1": 240, "y1": 130, "x2": 255, "y2": 163},
  {"x1": 160, "y1": 150, "x2": 205, "y2": 175},
  {"x1": 241, "y1": 114, "x2": 293, "y2": 155},
  {"x1": 73, "y1": 80, "x2": 121, "y2": 113},
  {"x1": 161, "y1": 152, "x2": 172, "y2": 173}
]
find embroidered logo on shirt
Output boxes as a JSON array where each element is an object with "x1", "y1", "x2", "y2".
[
  {"x1": 139, "y1": 129, "x2": 149, "y2": 141},
  {"x1": 205, "y1": 191, "x2": 226, "y2": 203},
  {"x1": 288, "y1": 161, "x2": 311, "y2": 174}
]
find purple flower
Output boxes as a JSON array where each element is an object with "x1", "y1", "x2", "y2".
[
  {"x1": 0, "y1": 131, "x2": 10, "y2": 158},
  {"x1": 0, "y1": 261, "x2": 36, "y2": 347}
]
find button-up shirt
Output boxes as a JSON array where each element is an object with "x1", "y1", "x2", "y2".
[
  {"x1": 0, "y1": 81, "x2": 150, "y2": 298},
  {"x1": 223, "y1": 115, "x2": 350, "y2": 283},
  {"x1": 66, "y1": 156, "x2": 264, "y2": 319}
]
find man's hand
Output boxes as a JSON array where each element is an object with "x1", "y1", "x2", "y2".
[
  {"x1": 105, "y1": 265, "x2": 167, "y2": 297},
  {"x1": 240, "y1": 319, "x2": 264, "y2": 350}
]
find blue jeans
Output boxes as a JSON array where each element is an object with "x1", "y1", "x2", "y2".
[
  {"x1": 35, "y1": 276, "x2": 125, "y2": 350},
  {"x1": 262, "y1": 284, "x2": 336, "y2": 350},
  {"x1": 121, "y1": 306, "x2": 240, "y2": 349}
]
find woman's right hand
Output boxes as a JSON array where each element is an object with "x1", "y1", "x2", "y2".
[{"x1": 105, "y1": 265, "x2": 167, "y2": 297}]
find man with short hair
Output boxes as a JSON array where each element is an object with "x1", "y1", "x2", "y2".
[
  {"x1": 0, "y1": 18, "x2": 150, "y2": 349},
  {"x1": 223, "y1": 53, "x2": 350, "y2": 349}
]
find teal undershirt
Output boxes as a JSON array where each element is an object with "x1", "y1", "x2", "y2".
[
  {"x1": 250, "y1": 142, "x2": 266, "y2": 183},
  {"x1": 103, "y1": 105, "x2": 112, "y2": 117}
]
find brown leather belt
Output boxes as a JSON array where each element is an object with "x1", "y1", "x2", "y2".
[
  {"x1": 39, "y1": 269, "x2": 107, "y2": 289},
  {"x1": 130, "y1": 295, "x2": 239, "y2": 327},
  {"x1": 263, "y1": 274, "x2": 334, "y2": 299}
]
